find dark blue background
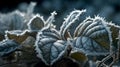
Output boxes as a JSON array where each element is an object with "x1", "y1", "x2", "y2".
[{"x1": 0, "y1": 0, "x2": 120, "y2": 26}]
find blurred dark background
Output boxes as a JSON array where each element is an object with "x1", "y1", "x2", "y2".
[{"x1": 0, "y1": 0, "x2": 120, "y2": 25}]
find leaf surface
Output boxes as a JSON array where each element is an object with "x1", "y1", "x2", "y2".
[
  {"x1": 35, "y1": 27, "x2": 68, "y2": 65},
  {"x1": 73, "y1": 16, "x2": 112, "y2": 55},
  {"x1": 27, "y1": 14, "x2": 45, "y2": 30}
]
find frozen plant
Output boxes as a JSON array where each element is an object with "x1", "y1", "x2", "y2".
[
  {"x1": 0, "y1": 11, "x2": 58, "y2": 67},
  {"x1": 35, "y1": 9, "x2": 120, "y2": 67},
  {"x1": 0, "y1": 9, "x2": 120, "y2": 67},
  {"x1": 0, "y1": 2, "x2": 36, "y2": 41}
]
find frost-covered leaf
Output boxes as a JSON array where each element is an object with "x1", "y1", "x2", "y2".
[
  {"x1": 74, "y1": 16, "x2": 93, "y2": 37},
  {"x1": 0, "y1": 10, "x2": 26, "y2": 35},
  {"x1": 0, "y1": 8, "x2": 35, "y2": 36},
  {"x1": 60, "y1": 10, "x2": 86, "y2": 40},
  {"x1": 5, "y1": 30, "x2": 37, "y2": 44},
  {"x1": 73, "y1": 16, "x2": 112, "y2": 55},
  {"x1": 27, "y1": 14, "x2": 45, "y2": 30},
  {"x1": 107, "y1": 23, "x2": 120, "y2": 48},
  {"x1": 74, "y1": 37, "x2": 109, "y2": 55},
  {"x1": 0, "y1": 10, "x2": 34, "y2": 41},
  {"x1": 70, "y1": 50, "x2": 88, "y2": 63},
  {"x1": 35, "y1": 27, "x2": 68, "y2": 65},
  {"x1": 0, "y1": 39, "x2": 20, "y2": 57}
]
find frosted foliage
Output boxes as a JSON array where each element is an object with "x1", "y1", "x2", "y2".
[
  {"x1": 60, "y1": 10, "x2": 86, "y2": 40},
  {"x1": 31, "y1": 10, "x2": 116, "y2": 66},
  {"x1": 5, "y1": 30, "x2": 37, "y2": 44},
  {"x1": 0, "y1": 11, "x2": 26, "y2": 35},
  {"x1": 74, "y1": 16, "x2": 112, "y2": 51},
  {"x1": 35, "y1": 27, "x2": 67, "y2": 65},
  {"x1": 74, "y1": 37, "x2": 108, "y2": 55},
  {"x1": 0, "y1": 39, "x2": 20, "y2": 57},
  {"x1": 27, "y1": 14, "x2": 45, "y2": 30},
  {"x1": 27, "y1": 11, "x2": 57, "y2": 30}
]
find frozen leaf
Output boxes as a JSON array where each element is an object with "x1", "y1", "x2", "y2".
[
  {"x1": 35, "y1": 27, "x2": 68, "y2": 65},
  {"x1": 74, "y1": 16, "x2": 92, "y2": 37},
  {"x1": 73, "y1": 16, "x2": 112, "y2": 55},
  {"x1": 0, "y1": 9, "x2": 35, "y2": 36},
  {"x1": 0, "y1": 10, "x2": 34, "y2": 43},
  {"x1": 27, "y1": 14, "x2": 45, "y2": 30},
  {"x1": 0, "y1": 39, "x2": 20, "y2": 57},
  {"x1": 5, "y1": 30, "x2": 37, "y2": 44},
  {"x1": 0, "y1": 10, "x2": 26, "y2": 35},
  {"x1": 74, "y1": 37, "x2": 109, "y2": 55},
  {"x1": 107, "y1": 23, "x2": 120, "y2": 48},
  {"x1": 60, "y1": 10, "x2": 86, "y2": 40}
]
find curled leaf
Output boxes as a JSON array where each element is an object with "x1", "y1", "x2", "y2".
[
  {"x1": 5, "y1": 30, "x2": 37, "y2": 44},
  {"x1": 0, "y1": 39, "x2": 20, "y2": 57},
  {"x1": 35, "y1": 27, "x2": 68, "y2": 65},
  {"x1": 60, "y1": 10, "x2": 86, "y2": 40}
]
